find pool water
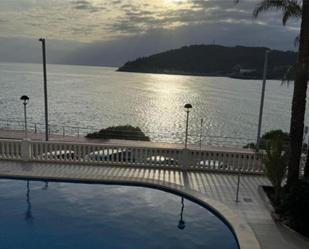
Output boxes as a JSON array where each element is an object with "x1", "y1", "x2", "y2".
[{"x1": 0, "y1": 179, "x2": 239, "y2": 249}]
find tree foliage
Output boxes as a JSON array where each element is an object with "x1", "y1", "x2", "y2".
[
  {"x1": 281, "y1": 179, "x2": 309, "y2": 237},
  {"x1": 263, "y1": 134, "x2": 288, "y2": 204},
  {"x1": 244, "y1": 130, "x2": 289, "y2": 150},
  {"x1": 118, "y1": 45, "x2": 296, "y2": 79},
  {"x1": 86, "y1": 125, "x2": 150, "y2": 141}
]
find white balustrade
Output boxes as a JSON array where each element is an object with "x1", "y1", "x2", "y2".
[
  {"x1": 0, "y1": 139, "x2": 264, "y2": 174},
  {"x1": 0, "y1": 139, "x2": 22, "y2": 160}
]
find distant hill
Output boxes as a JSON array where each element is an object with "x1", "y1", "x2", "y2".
[{"x1": 118, "y1": 45, "x2": 297, "y2": 79}]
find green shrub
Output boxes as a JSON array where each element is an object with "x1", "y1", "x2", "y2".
[
  {"x1": 280, "y1": 179, "x2": 309, "y2": 237},
  {"x1": 263, "y1": 134, "x2": 288, "y2": 205},
  {"x1": 243, "y1": 130, "x2": 289, "y2": 150},
  {"x1": 86, "y1": 125, "x2": 150, "y2": 141}
]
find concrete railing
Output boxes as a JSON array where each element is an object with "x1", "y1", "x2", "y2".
[
  {"x1": 0, "y1": 139, "x2": 22, "y2": 160},
  {"x1": 188, "y1": 150, "x2": 263, "y2": 174},
  {"x1": 0, "y1": 139, "x2": 264, "y2": 174}
]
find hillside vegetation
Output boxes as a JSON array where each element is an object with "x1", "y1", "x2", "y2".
[{"x1": 118, "y1": 45, "x2": 297, "y2": 79}]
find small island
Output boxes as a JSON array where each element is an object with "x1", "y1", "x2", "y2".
[
  {"x1": 118, "y1": 45, "x2": 297, "y2": 80},
  {"x1": 86, "y1": 125, "x2": 150, "y2": 141}
]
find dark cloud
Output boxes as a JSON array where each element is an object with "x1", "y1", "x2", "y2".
[
  {"x1": 62, "y1": 20, "x2": 298, "y2": 67},
  {"x1": 112, "y1": 0, "x2": 122, "y2": 5},
  {"x1": 70, "y1": 0, "x2": 105, "y2": 12}
]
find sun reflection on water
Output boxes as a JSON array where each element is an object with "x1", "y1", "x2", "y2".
[{"x1": 136, "y1": 73, "x2": 197, "y2": 142}]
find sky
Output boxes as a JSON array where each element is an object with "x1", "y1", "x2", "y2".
[{"x1": 0, "y1": 0, "x2": 301, "y2": 66}]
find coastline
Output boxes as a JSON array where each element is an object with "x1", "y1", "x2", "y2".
[{"x1": 116, "y1": 68, "x2": 283, "y2": 80}]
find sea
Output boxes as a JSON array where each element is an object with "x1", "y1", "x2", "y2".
[{"x1": 0, "y1": 62, "x2": 306, "y2": 146}]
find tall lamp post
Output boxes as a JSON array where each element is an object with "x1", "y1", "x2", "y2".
[
  {"x1": 200, "y1": 118, "x2": 204, "y2": 150},
  {"x1": 184, "y1": 103, "x2": 192, "y2": 149},
  {"x1": 39, "y1": 38, "x2": 49, "y2": 141},
  {"x1": 256, "y1": 50, "x2": 270, "y2": 151},
  {"x1": 20, "y1": 95, "x2": 29, "y2": 138}
]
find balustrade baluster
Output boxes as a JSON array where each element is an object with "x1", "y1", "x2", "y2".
[
  {"x1": 248, "y1": 154, "x2": 254, "y2": 173},
  {"x1": 81, "y1": 145, "x2": 85, "y2": 163},
  {"x1": 7, "y1": 142, "x2": 12, "y2": 159},
  {"x1": 113, "y1": 148, "x2": 118, "y2": 164},
  {"x1": 118, "y1": 148, "x2": 122, "y2": 164},
  {"x1": 240, "y1": 154, "x2": 245, "y2": 173},
  {"x1": 225, "y1": 153, "x2": 231, "y2": 171},
  {"x1": 198, "y1": 151, "x2": 207, "y2": 168},
  {"x1": 5, "y1": 142, "x2": 9, "y2": 159},
  {"x1": 140, "y1": 148, "x2": 145, "y2": 166},
  {"x1": 230, "y1": 153, "x2": 235, "y2": 171},
  {"x1": 245, "y1": 154, "x2": 250, "y2": 172},
  {"x1": 134, "y1": 147, "x2": 143, "y2": 165},
  {"x1": 0, "y1": 142, "x2": 2, "y2": 158},
  {"x1": 11, "y1": 142, "x2": 15, "y2": 159},
  {"x1": 77, "y1": 144, "x2": 81, "y2": 162},
  {"x1": 67, "y1": 144, "x2": 71, "y2": 162},
  {"x1": 15, "y1": 142, "x2": 20, "y2": 159},
  {"x1": 165, "y1": 150, "x2": 169, "y2": 167},
  {"x1": 125, "y1": 147, "x2": 128, "y2": 164},
  {"x1": 36, "y1": 143, "x2": 40, "y2": 160}
]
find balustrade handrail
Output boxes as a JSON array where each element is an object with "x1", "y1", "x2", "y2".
[
  {"x1": 4, "y1": 136, "x2": 256, "y2": 153},
  {"x1": 30, "y1": 139, "x2": 185, "y2": 152}
]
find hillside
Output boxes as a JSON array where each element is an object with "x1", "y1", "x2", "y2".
[{"x1": 118, "y1": 45, "x2": 297, "y2": 79}]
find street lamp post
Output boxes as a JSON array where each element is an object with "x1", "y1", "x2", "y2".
[
  {"x1": 39, "y1": 38, "x2": 49, "y2": 141},
  {"x1": 184, "y1": 103, "x2": 192, "y2": 149},
  {"x1": 256, "y1": 50, "x2": 270, "y2": 151},
  {"x1": 200, "y1": 118, "x2": 204, "y2": 150},
  {"x1": 20, "y1": 95, "x2": 29, "y2": 138}
]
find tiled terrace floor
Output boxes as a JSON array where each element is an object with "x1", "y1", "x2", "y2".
[{"x1": 0, "y1": 160, "x2": 308, "y2": 249}]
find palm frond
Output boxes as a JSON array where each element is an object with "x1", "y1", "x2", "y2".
[
  {"x1": 263, "y1": 135, "x2": 287, "y2": 189},
  {"x1": 282, "y1": 64, "x2": 297, "y2": 85},
  {"x1": 294, "y1": 34, "x2": 300, "y2": 47},
  {"x1": 282, "y1": 1, "x2": 302, "y2": 25},
  {"x1": 253, "y1": 0, "x2": 302, "y2": 25},
  {"x1": 253, "y1": 0, "x2": 287, "y2": 18}
]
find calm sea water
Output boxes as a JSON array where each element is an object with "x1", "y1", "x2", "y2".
[
  {"x1": 0, "y1": 62, "x2": 306, "y2": 145},
  {"x1": 0, "y1": 179, "x2": 238, "y2": 249}
]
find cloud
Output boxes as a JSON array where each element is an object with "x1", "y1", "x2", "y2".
[
  {"x1": 0, "y1": 37, "x2": 84, "y2": 64},
  {"x1": 107, "y1": 0, "x2": 299, "y2": 37},
  {"x1": 0, "y1": 0, "x2": 300, "y2": 43},
  {"x1": 0, "y1": 0, "x2": 300, "y2": 65}
]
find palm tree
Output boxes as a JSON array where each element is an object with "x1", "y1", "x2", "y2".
[{"x1": 247, "y1": 0, "x2": 309, "y2": 186}]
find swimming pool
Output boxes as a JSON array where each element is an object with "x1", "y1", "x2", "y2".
[{"x1": 0, "y1": 179, "x2": 239, "y2": 249}]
